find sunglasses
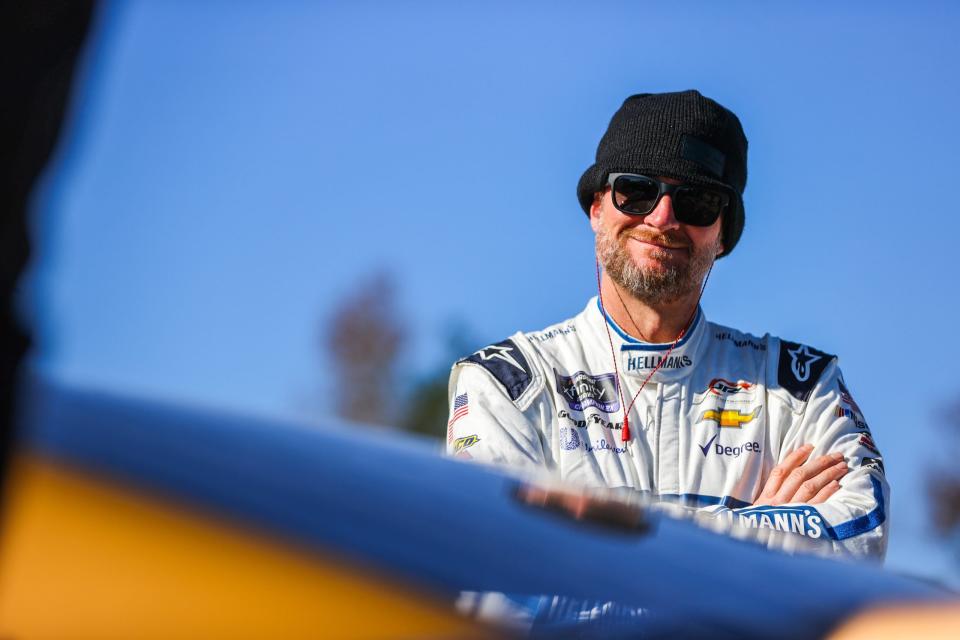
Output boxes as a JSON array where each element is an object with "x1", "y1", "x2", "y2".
[{"x1": 606, "y1": 173, "x2": 729, "y2": 227}]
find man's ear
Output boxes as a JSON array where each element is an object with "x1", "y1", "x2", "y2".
[
  {"x1": 715, "y1": 212, "x2": 726, "y2": 257},
  {"x1": 589, "y1": 191, "x2": 604, "y2": 233}
]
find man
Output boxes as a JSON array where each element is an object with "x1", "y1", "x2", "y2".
[{"x1": 446, "y1": 90, "x2": 887, "y2": 559}]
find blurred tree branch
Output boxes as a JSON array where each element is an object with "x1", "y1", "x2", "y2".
[
  {"x1": 326, "y1": 271, "x2": 405, "y2": 426},
  {"x1": 324, "y1": 274, "x2": 478, "y2": 439}
]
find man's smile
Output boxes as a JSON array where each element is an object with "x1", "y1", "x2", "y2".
[
  {"x1": 628, "y1": 237, "x2": 688, "y2": 252},
  {"x1": 624, "y1": 235, "x2": 692, "y2": 261}
]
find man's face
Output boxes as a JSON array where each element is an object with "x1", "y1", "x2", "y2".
[{"x1": 590, "y1": 177, "x2": 724, "y2": 305}]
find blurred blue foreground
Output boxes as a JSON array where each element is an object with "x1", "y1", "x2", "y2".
[{"x1": 2, "y1": 375, "x2": 951, "y2": 638}]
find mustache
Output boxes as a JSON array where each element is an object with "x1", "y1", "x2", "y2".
[{"x1": 620, "y1": 228, "x2": 691, "y2": 250}]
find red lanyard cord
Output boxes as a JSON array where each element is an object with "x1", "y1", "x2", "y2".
[{"x1": 595, "y1": 258, "x2": 713, "y2": 442}]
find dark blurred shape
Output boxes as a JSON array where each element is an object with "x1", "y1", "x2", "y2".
[
  {"x1": 514, "y1": 482, "x2": 654, "y2": 535},
  {"x1": 930, "y1": 476, "x2": 960, "y2": 535},
  {"x1": 326, "y1": 271, "x2": 406, "y2": 426},
  {"x1": 928, "y1": 398, "x2": 960, "y2": 556},
  {"x1": 401, "y1": 375, "x2": 449, "y2": 439},
  {"x1": 0, "y1": 1, "x2": 95, "y2": 498}
]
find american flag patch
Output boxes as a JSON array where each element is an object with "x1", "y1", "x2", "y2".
[{"x1": 447, "y1": 392, "x2": 469, "y2": 440}]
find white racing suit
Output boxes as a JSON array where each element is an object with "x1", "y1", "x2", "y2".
[{"x1": 447, "y1": 296, "x2": 888, "y2": 560}]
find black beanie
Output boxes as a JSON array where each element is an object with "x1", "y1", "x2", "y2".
[{"x1": 577, "y1": 90, "x2": 748, "y2": 257}]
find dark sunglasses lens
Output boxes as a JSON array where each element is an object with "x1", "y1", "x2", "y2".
[
  {"x1": 674, "y1": 187, "x2": 727, "y2": 226},
  {"x1": 613, "y1": 175, "x2": 660, "y2": 214}
]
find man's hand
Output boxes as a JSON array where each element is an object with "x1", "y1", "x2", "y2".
[
  {"x1": 753, "y1": 444, "x2": 848, "y2": 506},
  {"x1": 515, "y1": 483, "x2": 651, "y2": 533}
]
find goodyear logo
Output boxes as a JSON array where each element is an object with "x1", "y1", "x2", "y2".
[
  {"x1": 453, "y1": 435, "x2": 480, "y2": 454},
  {"x1": 698, "y1": 407, "x2": 760, "y2": 428}
]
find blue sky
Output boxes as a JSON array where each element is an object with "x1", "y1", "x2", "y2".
[{"x1": 27, "y1": 1, "x2": 960, "y2": 585}]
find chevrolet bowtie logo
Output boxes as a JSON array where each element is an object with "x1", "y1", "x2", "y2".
[{"x1": 698, "y1": 407, "x2": 760, "y2": 428}]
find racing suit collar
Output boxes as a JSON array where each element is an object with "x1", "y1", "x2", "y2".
[{"x1": 591, "y1": 296, "x2": 708, "y2": 382}]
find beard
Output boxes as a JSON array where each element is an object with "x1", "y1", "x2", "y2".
[{"x1": 595, "y1": 223, "x2": 720, "y2": 305}]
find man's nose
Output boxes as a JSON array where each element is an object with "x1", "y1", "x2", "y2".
[{"x1": 642, "y1": 194, "x2": 681, "y2": 230}]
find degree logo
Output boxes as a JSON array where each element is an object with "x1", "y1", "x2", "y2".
[
  {"x1": 698, "y1": 433, "x2": 762, "y2": 458},
  {"x1": 698, "y1": 407, "x2": 760, "y2": 428}
]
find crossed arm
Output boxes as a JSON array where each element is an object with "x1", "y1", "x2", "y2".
[
  {"x1": 515, "y1": 443, "x2": 849, "y2": 522},
  {"x1": 753, "y1": 443, "x2": 849, "y2": 506}
]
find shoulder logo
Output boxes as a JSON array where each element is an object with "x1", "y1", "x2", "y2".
[
  {"x1": 787, "y1": 344, "x2": 822, "y2": 382},
  {"x1": 460, "y1": 338, "x2": 533, "y2": 402},
  {"x1": 777, "y1": 340, "x2": 834, "y2": 402},
  {"x1": 472, "y1": 344, "x2": 526, "y2": 371}
]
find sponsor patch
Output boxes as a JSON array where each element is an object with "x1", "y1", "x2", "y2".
[
  {"x1": 715, "y1": 476, "x2": 885, "y2": 541},
  {"x1": 861, "y1": 457, "x2": 885, "y2": 474},
  {"x1": 858, "y1": 433, "x2": 881, "y2": 456},
  {"x1": 558, "y1": 412, "x2": 629, "y2": 453},
  {"x1": 555, "y1": 369, "x2": 620, "y2": 413},
  {"x1": 719, "y1": 506, "x2": 826, "y2": 539},
  {"x1": 460, "y1": 339, "x2": 533, "y2": 402},
  {"x1": 453, "y1": 434, "x2": 480, "y2": 454},
  {"x1": 777, "y1": 340, "x2": 834, "y2": 402},
  {"x1": 584, "y1": 438, "x2": 627, "y2": 454},
  {"x1": 834, "y1": 406, "x2": 870, "y2": 432},
  {"x1": 558, "y1": 409, "x2": 624, "y2": 431},
  {"x1": 560, "y1": 426, "x2": 581, "y2": 451},
  {"x1": 448, "y1": 392, "x2": 469, "y2": 426},
  {"x1": 623, "y1": 353, "x2": 693, "y2": 374},
  {"x1": 587, "y1": 413, "x2": 624, "y2": 431},
  {"x1": 558, "y1": 409, "x2": 588, "y2": 429},
  {"x1": 698, "y1": 433, "x2": 761, "y2": 458},
  {"x1": 715, "y1": 331, "x2": 766, "y2": 351},
  {"x1": 698, "y1": 407, "x2": 760, "y2": 429},
  {"x1": 529, "y1": 325, "x2": 576, "y2": 343},
  {"x1": 707, "y1": 378, "x2": 754, "y2": 398},
  {"x1": 838, "y1": 378, "x2": 863, "y2": 415}
]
